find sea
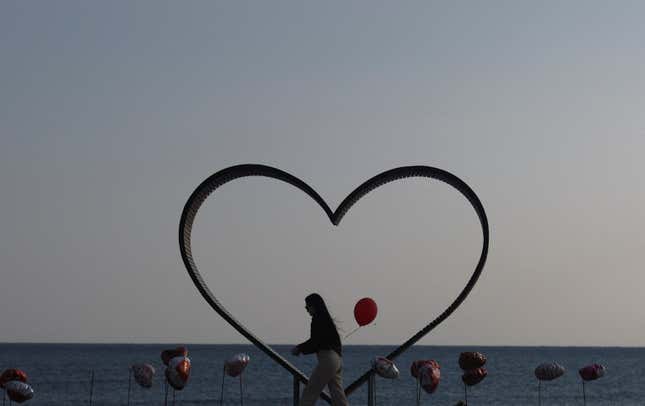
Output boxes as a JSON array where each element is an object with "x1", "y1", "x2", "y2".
[{"x1": 0, "y1": 344, "x2": 642, "y2": 405}]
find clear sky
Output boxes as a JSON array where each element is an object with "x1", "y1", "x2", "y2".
[{"x1": 1, "y1": 1, "x2": 643, "y2": 346}]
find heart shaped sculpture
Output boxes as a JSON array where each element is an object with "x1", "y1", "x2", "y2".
[{"x1": 179, "y1": 164, "x2": 489, "y2": 402}]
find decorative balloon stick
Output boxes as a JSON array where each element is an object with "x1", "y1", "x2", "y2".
[
  {"x1": 0, "y1": 368, "x2": 33, "y2": 406},
  {"x1": 88, "y1": 370, "x2": 94, "y2": 406},
  {"x1": 220, "y1": 353, "x2": 250, "y2": 406},
  {"x1": 411, "y1": 360, "x2": 440, "y2": 406},
  {"x1": 161, "y1": 346, "x2": 190, "y2": 406},
  {"x1": 127, "y1": 367, "x2": 132, "y2": 406},
  {"x1": 165, "y1": 356, "x2": 191, "y2": 406},
  {"x1": 579, "y1": 364, "x2": 605, "y2": 406},
  {"x1": 345, "y1": 298, "x2": 378, "y2": 338},
  {"x1": 4, "y1": 381, "x2": 34, "y2": 404},
  {"x1": 1, "y1": 369, "x2": 31, "y2": 406},
  {"x1": 535, "y1": 362, "x2": 565, "y2": 405},
  {"x1": 458, "y1": 352, "x2": 487, "y2": 404},
  {"x1": 369, "y1": 357, "x2": 399, "y2": 404},
  {"x1": 128, "y1": 363, "x2": 155, "y2": 405}
]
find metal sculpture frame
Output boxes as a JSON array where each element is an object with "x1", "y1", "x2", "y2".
[{"x1": 178, "y1": 164, "x2": 489, "y2": 404}]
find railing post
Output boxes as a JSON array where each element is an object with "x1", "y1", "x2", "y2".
[
  {"x1": 293, "y1": 375, "x2": 300, "y2": 406},
  {"x1": 368, "y1": 372, "x2": 375, "y2": 406}
]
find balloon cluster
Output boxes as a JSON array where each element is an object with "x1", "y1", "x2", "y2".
[
  {"x1": 0, "y1": 369, "x2": 34, "y2": 403},
  {"x1": 534, "y1": 362, "x2": 565, "y2": 406},
  {"x1": 578, "y1": 363, "x2": 605, "y2": 406},
  {"x1": 459, "y1": 351, "x2": 488, "y2": 386},
  {"x1": 161, "y1": 346, "x2": 191, "y2": 390},
  {"x1": 410, "y1": 359, "x2": 441, "y2": 394}
]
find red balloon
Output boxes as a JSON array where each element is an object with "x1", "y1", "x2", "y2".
[
  {"x1": 161, "y1": 346, "x2": 188, "y2": 366},
  {"x1": 131, "y1": 363, "x2": 155, "y2": 388},
  {"x1": 354, "y1": 298, "x2": 377, "y2": 326},
  {"x1": 410, "y1": 360, "x2": 441, "y2": 394},
  {"x1": 165, "y1": 356, "x2": 191, "y2": 390},
  {"x1": 462, "y1": 367, "x2": 487, "y2": 386},
  {"x1": 225, "y1": 353, "x2": 250, "y2": 377},
  {"x1": 458, "y1": 352, "x2": 486, "y2": 370},
  {"x1": 0, "y1": 369, "x2": 28, "y2": 388},
  {"x1": 579, "y1": 364, "x2": 605, "y2": 381}
]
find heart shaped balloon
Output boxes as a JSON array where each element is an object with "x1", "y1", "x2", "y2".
[
  {"x1": 535, "y1": 362, "x2": 565, "y2": 381},
  {"x1": 458, "y1": 352, "x2": 487, "y2": 370},
  {"x1": 0, "y1": 369, "x2": 28, "y2": 388},
  {"x1": 4, "y1": 381, "x2": 34, "y2": 403},
  {"x1": 462, "y1": 367, "x2": 487, "y2": 386},
  {"x1": 165, "y1": 356, "x2": 191, "y2": 390},
  {"x1": 411, "y1": 360, "x2": 441, "y2": 394},
  {"x1": 131, "y1": 363, "x2": 155, "y2": 388},
  {"x1": 579, "y1": 364, "x2": 605, "y2": 381},
  {"x1": 179, "y1": 164, "x2": 489, "y2": 401},
  {"x1": 161, "y1": 346, "x2": 188, "y2": 366},
  {"x1": 224, "y1": 353, "x2": 250, "y2": 377},
  {"x1": 372, "y1": 357, "x2": 399, "y2": 379}
]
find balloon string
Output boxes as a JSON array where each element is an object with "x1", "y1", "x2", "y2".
[
  {"x1": 220, "y1": 365, "x2": 226, "y2": 405},
  {"x1": 582, "y1": 381, "x2": 586, "y2": 406},
  {"x1": 239, "y1": 373, "x2": 244, "y2": 406},
  {"x1": 464, "y1": 383, "x2": 467, "y2": 404},
  {"x1": 344, "y1": 326, "x2": 361, "y2": 339},
  {"x1": 127, "y1": 368, "x2": 132, "y2": 406},
  {"x1": 89, "y1": 370, "x2": 94, "y2": 406}
]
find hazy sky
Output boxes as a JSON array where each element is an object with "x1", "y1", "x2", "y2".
[{"x1": 1, "y1": 1, "x2": 644, "y2": 346}]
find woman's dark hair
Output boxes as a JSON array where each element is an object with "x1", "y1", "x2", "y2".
[{"x1": 305, "y1": 293, "x2": 336, "y2": 327}]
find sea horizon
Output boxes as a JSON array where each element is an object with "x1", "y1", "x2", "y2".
[
  {"x1": 1, "y1": 343, "x2": 635, "y2": 405},
  {"x1": 3, "y1": 341, "x2": 644, "y2": 348}
]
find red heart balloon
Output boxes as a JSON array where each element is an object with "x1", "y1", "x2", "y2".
[
  {"x1": 411, "y1": 360, "x2": 441, "y2": 394},
  {"x1": 0, "y1": 369, "x2": 28, "y2": 388},
  {"x1": 458, "y1": 352, "x2": 486, "y2": 370},
  {"x1": 165, "y1": 356, "x2": 191, "y2": 390},
  {"x1": 160, "y1": 346, "x2": 188, "y2": 366},
  {"x1": 462, "y1": 367, "x2": 487, "y2": 386},
  {"x1": 225, "y1": 353, "x2": 250, "y2": 377}
]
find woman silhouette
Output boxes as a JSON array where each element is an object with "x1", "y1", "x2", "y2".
[{"x1": 291, "y1": 293, "x2": 350, "y2": 406}]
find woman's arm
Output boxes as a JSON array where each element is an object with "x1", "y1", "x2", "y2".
[{"x1": 296, "y1": 317, "x2": 320, "y2": 354}]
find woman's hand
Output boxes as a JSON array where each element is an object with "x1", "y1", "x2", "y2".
[{"x1": 291, "y1": 346, "x2": 300, "y2": 356}]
